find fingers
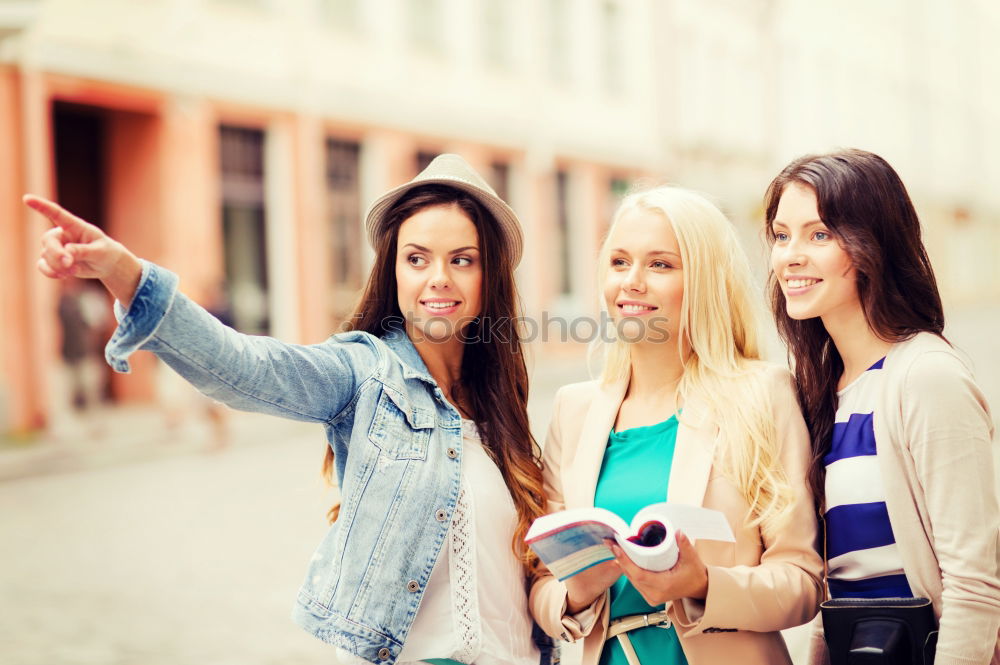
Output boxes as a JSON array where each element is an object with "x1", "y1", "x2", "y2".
[
  {"x1": 674, "y1": 530, "x2": 704, "y2": 569},
  {"x1": 37, "y1": 257, "x2": 61, "y2": 279},
  {"x1": 676, "y1": 531, "x2": 696, "y2": 557},
  {"x1": 23, "y1": 194, "x2": 90, "y2": 234},
  {"x1": 40, "y1": 226, "x2": 71, "y2": 270},
  {"x1": 39, "y1": 227, "x2": 77, "y2": 278},
  {"x1": 608, "y1": 542, "x2": 644, "y2": 580},
  {"x1": 38, "y1": 231, "x2": 100, "y2": 278}
]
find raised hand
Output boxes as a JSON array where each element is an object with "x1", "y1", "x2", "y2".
[
  {"x1": 608, "y1": 530, "x2": 709, "y2": 605},
  {"x1": 26, "y1": 195, "x2": 142, "y2": 305}
]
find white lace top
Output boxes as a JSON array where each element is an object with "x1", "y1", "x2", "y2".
[{"x1": 336, "y1": 419, "x2": 539, "y2": 665}]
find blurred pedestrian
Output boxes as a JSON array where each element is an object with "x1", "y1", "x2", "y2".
[
  {"x1": 54, "y1": 277, "x2": 110, "y2": 442},
  {"x1": 57, "y1": 277, "x2": 97, "y2": 411}
]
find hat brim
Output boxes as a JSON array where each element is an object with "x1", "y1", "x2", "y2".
[{"x1": 365, "y1": 176, "x2": 524, "y2": 268}]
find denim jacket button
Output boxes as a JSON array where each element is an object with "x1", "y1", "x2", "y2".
[
  {"x1": 435, "y1": 509, "x2": 447, "y2": 521},
  {"x1": 378, "y1": 647, "x2": 391, "y2": 660},
  {"x1": 446, "y1": 447, "x2": 458, "y2": 459},
  {"x1": 406, "y1": 580, "x2": 419, "y2": 592}
]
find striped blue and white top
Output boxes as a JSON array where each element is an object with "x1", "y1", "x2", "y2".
[{"x1": 824, "y1": 357, "x2": 912, "y2": 599}]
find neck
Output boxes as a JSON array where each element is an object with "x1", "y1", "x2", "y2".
[
  {"x1": 626, "y1": 340, "x2": 686, "y2": 399},
  {"x1": 408, "y1": 327, "x2": 465, "y2": 400},
  {"x1": 822, "y1": 304, "x2": 892, "y2": 386}
]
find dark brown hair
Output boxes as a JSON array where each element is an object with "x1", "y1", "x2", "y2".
[
  {"x1": 763, "y1": 149, "x2": 944, "y2": 508},
  {"x1": 322, "y1": 184, "x2": 547, "y2": 571}
]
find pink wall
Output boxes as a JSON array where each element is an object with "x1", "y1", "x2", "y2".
[
  {"x1": 0, "y1": 66, "x2": 42, "y2": 431},
  {"x1": 1, "y1": 71, "x2": 638, "y2": 432}
]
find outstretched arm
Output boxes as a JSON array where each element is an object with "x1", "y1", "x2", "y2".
[{"x1": 28, "y1": 195, "x2": 379, "y2": 424}]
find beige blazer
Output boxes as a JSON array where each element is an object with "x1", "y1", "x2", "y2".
[
  {"x1": 808, "y1": 333, "x2": 1000, "y2": 665},
  {"x1": 529, "y1": 364, "x2": 824, "y2": 665}
]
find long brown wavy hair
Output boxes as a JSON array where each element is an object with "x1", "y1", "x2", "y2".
[
  {"x1": 321, "y1": 184, "x2": 547, "y2": 572},
  {"x1": 763, "y1": 149, "x2": 944, "y2": 510}
]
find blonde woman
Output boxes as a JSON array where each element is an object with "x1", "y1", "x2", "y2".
[{"x1": 529, "y1": 187, "x2": 823, "y2": 665}]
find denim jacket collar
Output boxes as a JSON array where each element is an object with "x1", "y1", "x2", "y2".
[{"x1": 381, "y1": 326, "x2": 438, "y2": 387}]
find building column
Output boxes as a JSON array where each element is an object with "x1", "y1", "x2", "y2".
[
  {"x1": 0, "y1": 65, "x2": 39, "y2": 432},
  {"x1": 359, "y1": 129, "x2": 417, "y2": 272},
  {"x1": 519, "y1": 149, "x2": 556, "y2": 319},
  {"x1": 160, "y1": 96, "x2": 220, "y2": 301},
  {"x1": 570, "y1": 163, "x2": 608, "y2": 317},
  {"x1": 289, "y1": 114, "x2": 328, "y2": 343},
  {"x1": 18, "y1": 68, "x2": 55, "y2": 431}
]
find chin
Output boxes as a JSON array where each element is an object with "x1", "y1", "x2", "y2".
[{"x1": 784, "y1": 307, "x2": 818, "y2": 321}]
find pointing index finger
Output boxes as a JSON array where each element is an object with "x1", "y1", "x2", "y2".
[{"x1": 23, "y1": 194, "x2": 85, "y2": 231}]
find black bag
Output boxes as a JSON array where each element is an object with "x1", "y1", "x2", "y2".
[{"x1": 821, "y1": 597, "x2": 938, "y2": 665}]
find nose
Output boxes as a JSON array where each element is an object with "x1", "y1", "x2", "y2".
[
  {"x1": 621, "y1": 264, "x2": 645, "y2": 293},
  {"x1": 429, "y1": 259, "x2": 451, "y2": 289},
  {"x1": 773, "y1": 236, "x2": 806, "y2": 270}
]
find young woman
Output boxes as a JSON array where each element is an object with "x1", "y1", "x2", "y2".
[
  {"x1": 529, "y1": 186, "x2": 824, "y2": 665},
  {"x1": 765, "y1": 148, "x2": 1000, "y2": 664},
  {"x1": 28, "y1": 154, "x2": 549, "y2": 665}
]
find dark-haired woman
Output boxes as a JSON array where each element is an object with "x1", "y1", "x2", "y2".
[
  {"x1": 765, "y1": 148, "x2": 1000, "y2": 664},
  {"x1": 27, "y1": 154, "x2": 549, "y2": 665}
]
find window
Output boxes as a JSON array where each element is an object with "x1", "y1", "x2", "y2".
[
  {"x1": 556, "y1": 170, "x2": 572, "y2": 295},
  {"x1": 219, "y1": 125, "x2": 269, "y2": 335},
  {"x1": 483, "y1": 0, "x2": 510, "y2": 68},
  {"x1": 488, "y1": 161, "x2": 511, "y2": 202},
  {"x1": 548, "y1": 0, "x2": 570, "y2": 83},
  {"x1": 600, "y1": 1, "x2": 623, "y2": 93},
  {"x1": 605, "y1": 177, "x2": 630, "y2": 236},
  {"x1": 610, "y1": 177, "x2": 630, "y2": 201},
  {"x1": 408, "y1": 0, "x2": 442, "y2": 54},
  {"x1": 415, "y1": 150, "x2": 438, "y2": 174},
  {"x1": 321, "y1": 0, "x2": 359, "y2": 31},
  {"x1": 325, "y1": 139, "x2": 362, "y2": 319}
]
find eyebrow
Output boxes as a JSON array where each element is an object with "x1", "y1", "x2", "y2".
[
  {"x1": 402, "y1": 243, "x2": 479, "y2": 254},
  {"x1": 770, "y1": 219, "x2": 824, "y2": 229},
  {"x1": 611, "y1": 248, "x2": 681, "y2": 260}
]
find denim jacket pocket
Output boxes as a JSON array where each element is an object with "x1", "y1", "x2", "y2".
[{"x1": 368, "y1": 384, "x2": 435, "y2": 460}]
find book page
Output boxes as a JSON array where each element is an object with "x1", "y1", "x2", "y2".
[{"x1": 647, "y1": 503, "x2": 735, "y2": 543}]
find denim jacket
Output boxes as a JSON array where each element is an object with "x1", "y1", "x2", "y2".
[{"x1": 105, "y1": 261, "x2": 554, "y2": 665}]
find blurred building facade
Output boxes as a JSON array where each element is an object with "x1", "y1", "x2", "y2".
[{"x1": 1, "y1": 0, "x2": 998, "y2": 433}]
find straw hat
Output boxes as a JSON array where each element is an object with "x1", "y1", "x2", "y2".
[{"x1": 364, "y1": 153, "x2": 524, "y2": 267}]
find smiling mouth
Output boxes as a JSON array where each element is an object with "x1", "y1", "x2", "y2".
[
  {"x1": 786, "y1": 278, "x2": 822, "y2": 289},
  {"x1": 421, "y1": 300, "x2": 460, "y2": 310},
  {"x1": 618, "y1": 303, "x2": 658, "y2": 314}
]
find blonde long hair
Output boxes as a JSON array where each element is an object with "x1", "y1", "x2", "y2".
[{"x1": 596, "y1": 186, "x2": 792, "y2": 528}]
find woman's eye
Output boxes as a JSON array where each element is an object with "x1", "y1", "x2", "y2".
[
  {"x1": 813, "y1": 231, "x2": 831, "y2": 241},
  {"x1": 453, "y1": 256, "x2": 473, "y2": 267},
  {"x1": 774, "y1": 232, "x2": 789, "y2": 242},
  {"x1": 611, "y1": 258, "x2": 627, "y2": 268},
  {"x1": 407, "y1": 255, "x2": 427, "y2": 266},
  {"x1": 651, "y1": 261, "x2": 672, "y2": 270}
]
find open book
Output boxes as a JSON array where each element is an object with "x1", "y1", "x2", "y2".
[{"x1": 525, "y1": 502, "x2": 735, "y2": 581}]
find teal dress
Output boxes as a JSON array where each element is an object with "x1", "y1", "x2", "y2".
[{"x1": 594, "y1": 416, "x2": 689, "y2": 665}]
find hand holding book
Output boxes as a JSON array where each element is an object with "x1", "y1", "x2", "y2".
[
  {"x1": 525, "y1": 502, "x2": 735, "y2": 582},
  {"x1": 564, "y1": 558, "x2": 623, "y2": 614},
  {"x1": 608, "y1": 529, "x2": 710, "y2": 604}
]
